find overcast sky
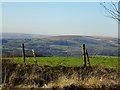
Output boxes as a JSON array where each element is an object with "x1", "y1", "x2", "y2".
[{"x1": 2, "y1": 2, "x2": 118, "y2": 37}]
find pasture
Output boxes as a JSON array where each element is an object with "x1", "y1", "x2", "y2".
[{"x1": 3, "y1": 56, "x2": 118, "y2": 68}]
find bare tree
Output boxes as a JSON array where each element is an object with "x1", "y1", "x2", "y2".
[{"x1": 100, "y1": 1, "x2": 120, "y2": 22}]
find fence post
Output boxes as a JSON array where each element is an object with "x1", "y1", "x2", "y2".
[
  {"x1": 22, "y1": 43, "x2": 25, "y2": 63},
  {"x1": 86, "y1": 49, "x2": 91, "y2": 67},
  {"x1": 82, "y1": 44, "x2": 86, "y2": 68},
  {"x1": 32, "y1": 49, "x2": 38, "y2": 64},
  {"x1": 3, "y1": 67, "x2": 6, "y2": 84}
]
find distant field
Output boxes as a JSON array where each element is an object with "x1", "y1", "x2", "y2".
[{"x1": 2, "y1": 57, "x2": 118, "y2": 68}]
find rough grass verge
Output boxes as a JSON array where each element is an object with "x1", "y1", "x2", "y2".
[{"x1": 1, "y1": 59, "x2": 120, "y2": 90}]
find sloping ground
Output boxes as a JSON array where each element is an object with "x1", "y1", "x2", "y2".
[
  {"x1": 1, "y1": 33, "x2": 50, "y2": 39},
  {"x1": 1, "y1": 60, "x2": 120, "y2": 90},
  {"x1": 2, "y1": 35, "x2": 118, "y2": 57}
]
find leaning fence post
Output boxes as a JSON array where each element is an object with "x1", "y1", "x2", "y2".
[
  {"x1": 86, "y1": 49, "x2": 91, "y2": 67},
  {"x1": 3, "y1": 67, "x2": 6, "y2": 84},
  {"x1": 82, "y1": 44, "x2": 87, "y2": 68},
  {"x1": 22, "y1": 43, "x2": 25, "y2": 63},
  {"x1": 32, "y1": 49, "x2": 38, "y2": 64}
]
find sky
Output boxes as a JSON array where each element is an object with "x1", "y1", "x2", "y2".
[{"x1": 2, "y1": 2, "x2": 118, "y2": 37}]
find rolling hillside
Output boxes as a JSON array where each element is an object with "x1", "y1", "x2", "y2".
[
  {"x1": 1, "y1": 33, "x2": 50, "y2": 39},
  {"x1": 1, "y1": 33, "x2": 119, "y2": 57}
]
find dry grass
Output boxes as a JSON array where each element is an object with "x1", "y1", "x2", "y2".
[
  {"x1": 84, "y1": 76, "x2": 118, "y2": 88},
  {"x1": 43, "y1": 73, "x2": 80, "y2": 88},
  {"x1": 1, "y1": 61, "x2": 120, "y2": 89},
  {"x1": 42, "y1": 71, "x2": 119, "y2": 89}
]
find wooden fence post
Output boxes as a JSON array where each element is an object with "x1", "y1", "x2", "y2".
[
  {"x1": 32, "y1": 49, "x2": 38, "y2": 64},
  {"x1": 82, "y1": 44, "x2": 86, "y2": 68},
  {"x1": 22, "y1": 43, "x2": 25, "y2": 63},
  {"x1": 3, "y1": 67, "x2": 6, "y2": 84},
  {"x1": 86, "y1": 49, "x2": 91, "y2": 67}
]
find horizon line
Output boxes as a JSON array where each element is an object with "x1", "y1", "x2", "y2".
[{"x1": 1, "y1": 32, "x2": 118, "y2": 38}]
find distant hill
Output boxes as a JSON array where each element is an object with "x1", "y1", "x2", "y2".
[
  {"x1": 1, "y1": 33, "x2": 119, "y2": 57},
  {"x1": 1, "y1": 33, "x2": 50, "y2": 39}
]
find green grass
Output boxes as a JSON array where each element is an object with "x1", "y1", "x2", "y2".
[
  {"x1": 2, "y1": 57, "x2": 118, "y2": 68},
  {"x1": 90, "y1": 57, "x2": 118, "y2": 68},
  {"x1": 10, "y1": 57, "x2": 83, "y2": 66}
]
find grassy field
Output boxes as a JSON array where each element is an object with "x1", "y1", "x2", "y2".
[
  {"x1": 3, "y1": 56, "x2": 118, "y2": 68},
  {"x1": 2, "y1": 56, "x2": 119, "y2": 89}
]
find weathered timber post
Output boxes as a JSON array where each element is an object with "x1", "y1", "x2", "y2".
[
  {"x1": 32, "y1": 49, "x2": 38, "y2": 64},
  {"x1": 86, "y1": 49, "x2": 91, "y2": 67},
  {"x1": 3, "y1": 67, "x2": 6, "y2": 84},
  {"x1": 82, "y1": 44, "x2": 87, "y2": 68},
  {"x1": 22, "y1": 43, "x2": 25, "y2": 63}
]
